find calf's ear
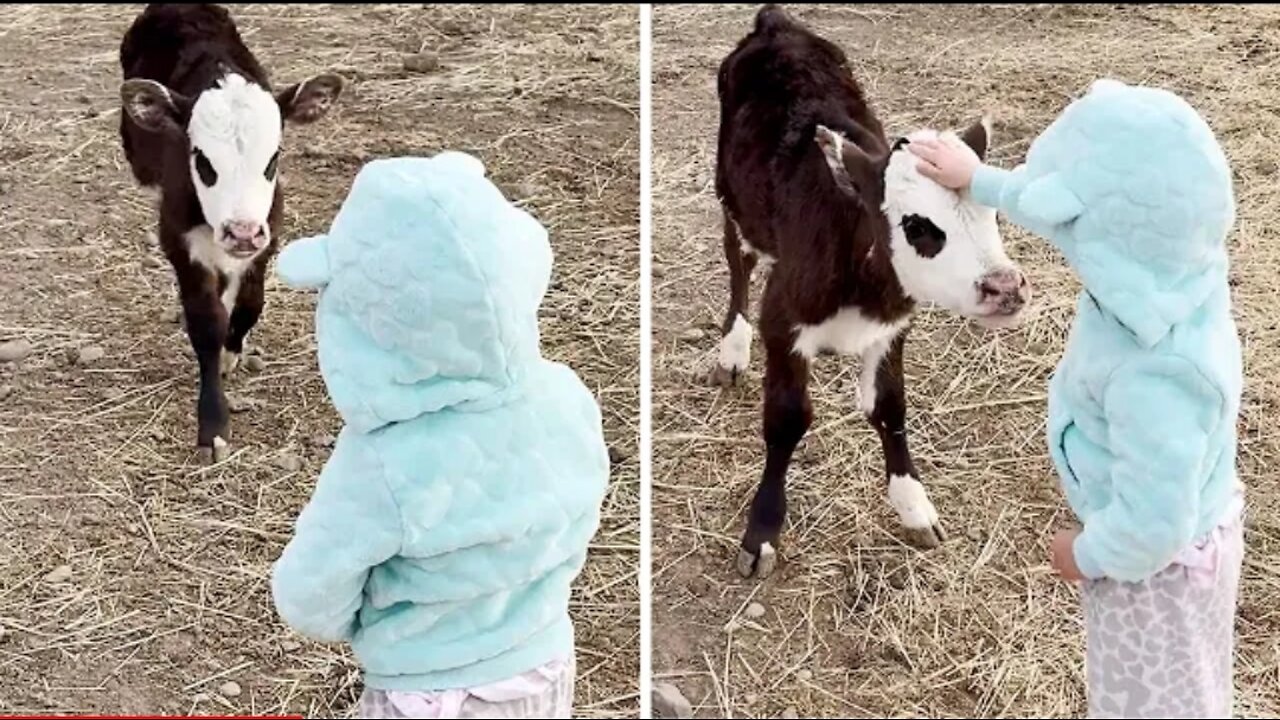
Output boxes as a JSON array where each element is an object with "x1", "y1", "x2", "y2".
[
  {"x1": 958, "y1": 116, "x2": 992, "y2": 161},
  {"x1": 278, "y1": 74, "x2": 345, "y2": 124},
  {"x1": 121, "y1": 79, "x2": 190, "y2": 133},
  {"x1": 815, "y1": 124, "x2": 878, "y2": 199}
]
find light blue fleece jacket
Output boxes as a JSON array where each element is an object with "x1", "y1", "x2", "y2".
[
  {"x1": 969, "y1": 79, "x2": 1242, "y2": 582},
  {"x1": 269, "y1": 152, "x2": 610, "y2": 690}
]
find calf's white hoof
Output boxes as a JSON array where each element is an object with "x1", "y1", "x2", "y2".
[
  {"x1": 736, "y1": 541, "x2": 777, "y2": 579},
  {"x1": 889, "y1": 474, "x2": 947, "y2": 549},
  {"x1": 197, "y1": 436, "x2": 230, "y2": 465}
]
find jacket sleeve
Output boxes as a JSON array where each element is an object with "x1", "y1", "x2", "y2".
[
  {"x1": 271, "y1": 440, "x2": 402, "y2": 642},
  {"x1": 970, "y1": 163, "x2": 1083, "y2": 240},
  {"x1": 1072, "y1": 356, "x2": 1223, "y2": 582}
]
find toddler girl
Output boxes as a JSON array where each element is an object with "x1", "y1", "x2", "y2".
[
  {"x1": 269, "y1": 152, "x2": 610, "y2": 719},
  {"x1": 911, "y1": 79, "x2": 1244, "y2": 718}
]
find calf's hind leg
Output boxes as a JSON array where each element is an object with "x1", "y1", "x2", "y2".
[
  {"x1": 738, "y1": 296, "x2": 811, "y2": 579},
  {"x1": 708, "y1": 211, "x2": 757, "y2": 387},
  {"x1": 860, "y1": 331, "x2": 946, "y2": 548}
]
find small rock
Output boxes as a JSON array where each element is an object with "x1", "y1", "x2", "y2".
[
  {"x1": 227, "y1": 394, "x2": 265, "y2": 413},
  {"x1": 102, "y1": 387, "x2": 126, "y2": 402},
  {"x1": 280, "y1": 639, "x2": 301, "y2": 652},
  {"x1": 796, "y1": 669, "x2": 813, "y2": 682},
  {"x1": 310, "y1": 433, "x2": 336, "y2": 449},
  {"x1": 243, "y1": 355, "x2": 266, "y2": 372},
  {"x1": 193, "y1": 692, "x2": 210, "y2": 703},
  {"x1": 0, "y1": 625, "x2": 8, "y2": 643},
  {"x1": 275, "y1": 452, "x2": 303, "y2": 472},
  {"x1": 653, "y1": 682, "x2": 693, "y2": 719},
  {"x1": 160, "y1": 307, "x2": 182, "y2": 324},
  {"x1": 781, "y1": 708, "x2": 800, "y2": 719},
  {"x1": 0, "y1": 339, "x2": 33, "y2": 363},
  {"x1": 402, "y1": 52, "x2": 441, "y2": 73},
  {"x1": 724, "y1": 619, "x2": 741, "y2": 633},
  {"x1": 0, "y1": 385, "x2": 13, "y2": 402},
  {"x1": 607, "y1": 446, "x2": 628, "y2": 464},
  {"x1": 76, "y1": 345, "x2": 105, "y2": 365},
  {"x1": 44, "y1": 565, "x2": 72, "y2": 584},
  {"x1": 744, "y1": 693, "x2": 758, "y2": 705},
  {"x1": 744, "y1": 602, "x2": 766, "y2": 620},
  {"x1": 217, "y1": 680, "x2": 241, "y2": 698},
  {"x1": 125, "y1": 523, "x2": 141, "y2": 536},
  {"x1": 679, "y1": 327, "x2": 705, "y2": 342}
]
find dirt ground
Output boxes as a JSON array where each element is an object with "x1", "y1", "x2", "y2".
[
  {"x1": 652, "y1": 4, "x2": 1280, "y2": 718},
  {"x1": 0, "y1": 4, "x2": 637, "y2": 718}
]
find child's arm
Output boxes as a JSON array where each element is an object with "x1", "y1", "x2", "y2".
[
  {"x1": 1071, "y1": 357, "x2": 1223, "y2": 582},
  {"x1": 271, "y1": 442, "x2": 402, "y2": 642},
  {"x1": 910, "y1": 140, "x2": 1082, "y2": 239}
]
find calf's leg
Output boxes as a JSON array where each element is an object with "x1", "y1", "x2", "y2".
[
  {"x1": 860, "y1": 331, "x2": 946, "y2": 548},
  {"x1": 738, "y1": 296, "x2": 810, "y2": 579},
  {"x1": 177, "y1": 266, "x2": 231, "y2": 463},
  {"x1": 709, "y1": 211, "x2": 757, "y2": 387},
  {"x1": 223, "y1": 266, "x2": 265, "y2": 377}
]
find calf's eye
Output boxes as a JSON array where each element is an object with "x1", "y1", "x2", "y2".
[
  {"x1": 193, "y1": 148, "x2": 217, "y2": 186},
  {"x1": 265, "y1": 150, "x2": 280, "y2": 180}
]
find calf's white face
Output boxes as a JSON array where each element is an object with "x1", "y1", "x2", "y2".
[
  {"x1": 121, "y1": 71, "x2": 344, "y2": 259},
  {"x1": 816, "y1": 121, "x2": 1029, "y2": 328},
  {"x1": 882, "y1": 124, "x2": 1029, "y2": 327},
  {"x1": 186, "y1": 74, "x2": 282, "y2": 257}
]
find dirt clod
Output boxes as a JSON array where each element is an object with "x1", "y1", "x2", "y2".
[
  {"x1": 0, "y1": 339, "x2": 33, "y2": 363},
  {"x1": 402, "y1": 52, "x2": 440, "y2": 73},
  {"x1": 75, "y1": 345, "x2": 105, "y2": 365}
]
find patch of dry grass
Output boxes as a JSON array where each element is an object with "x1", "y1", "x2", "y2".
[
  {"x1": 652, "y1": 4, "x2": 1280, "y2": 717},
  {"x1": 0, "y1": 4, "x2": 637, "y2": 717}
]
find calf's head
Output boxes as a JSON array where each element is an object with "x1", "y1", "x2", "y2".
[
  {"x1": 816, "y1": 121, "x2": 1030, "y2": 328},
  {"x1": 121, "y1": 72, "x2": 344, "y2": 258}
]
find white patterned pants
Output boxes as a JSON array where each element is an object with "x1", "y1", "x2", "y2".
[
  {"x1": 357, "y1": 657, "x2": 575, "y2": 719},
  {"x1": 1082, "y1": 517, "x2": 1244, "y2": 718}
]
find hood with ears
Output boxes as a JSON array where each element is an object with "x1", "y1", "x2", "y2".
[
  {"x1": 970, "y1": 78, "x2": 1235, "y2": 347},
  {"x1": 277, "y1": 152, "x2": 553, "y2": 433}
]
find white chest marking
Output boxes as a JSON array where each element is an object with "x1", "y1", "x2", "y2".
[
  {"x1": 184, "y1": 226, "x2": 253, "y2": 314},
  {"x1": 792, "y1": 307, "x2": 908, "y2": 360}
]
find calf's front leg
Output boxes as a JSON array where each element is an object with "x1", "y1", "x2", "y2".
[
  {"x1": 738, "y1": 311, "x2": 811, "y2": 579},
  {"x1": 177, "y1": 266, "x2": 231, "y2": 463},
  {"x1": 860, "y1": 331, "x2": 946, "y2": 548},
  {"x1": 223, "y1": 265, "x2": 265, "y2": 377}
]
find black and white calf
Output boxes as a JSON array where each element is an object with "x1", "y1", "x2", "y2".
[
  {"x1": 713, "y1": 6, "x2": 1030, "y2": 579},
  {"x1": 119, "y1": 4, "x2": 342, "y2": 462}
]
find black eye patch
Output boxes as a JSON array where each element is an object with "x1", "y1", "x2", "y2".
[
  {"x1": 901, "y1": 214, "x2": 946, "y2": 258},
  {"x1": 265, "y1": 150, "x2": 280, "y2": 181},
  {"x1": 892, "y1": 137, "x2": 910, "y2": 153},
  {"x1": 193, "y1": 148, "x2": 217, "y2": 187}
]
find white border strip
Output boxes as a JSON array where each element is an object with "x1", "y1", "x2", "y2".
[{"x1": 638, "y1": 3, "x2": 653, "y2": 718}]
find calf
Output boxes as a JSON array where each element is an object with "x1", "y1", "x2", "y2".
[
  {"x1": 118, "y1": 4, "x2": 343, "y2": 462},
  {"x1": 714, "y1": 5, "x2": 1030, "y2": 579}
]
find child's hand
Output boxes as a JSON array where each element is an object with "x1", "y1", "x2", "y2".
[
  {"x1": 1050, "y1": 528, "x2": 1086, "y2": 582},
  {"x1": 908, "y1": 139, "x2": 979, "y2": 191}
]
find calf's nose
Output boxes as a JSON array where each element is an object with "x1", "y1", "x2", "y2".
[
  {"x1": 224, "y1": 220, "x2": 266, "y2": 249},
  {"x1": 978, "y1": 268, "x2": 1029, "y2": 314}
]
